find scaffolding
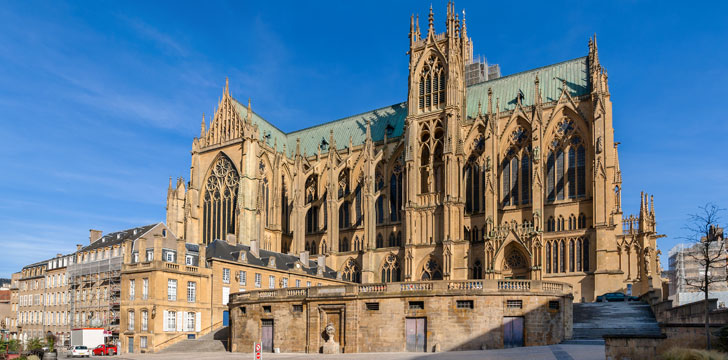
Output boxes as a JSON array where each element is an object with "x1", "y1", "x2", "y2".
[
  {"x1": 67, "y1": 255, "x2": 122, "y2": 341},
  {"x1": 465, "y1": 55, "x2": 501, "y2": 87}
]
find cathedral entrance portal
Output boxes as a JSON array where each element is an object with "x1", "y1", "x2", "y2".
[{"x1": 501, "y1": 245, "x2": 530, "y2": 280}]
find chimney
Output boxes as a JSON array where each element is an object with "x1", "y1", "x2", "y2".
[
  {"x1": 76, "y1": 244, "x2": 83, "y2": 252},
  {"x1": 176, "y1": 237, "x2": 186, "y2": 265},
  {"x1": 250, "y1": 239, "x2": 260, "y2": 258},
  {"x1": 299, "y1": 251, "x2": 309, "y2": 267},
  {"x1": 317, "y1": 255, "x2": 326, "y2": 276},
  {"x1": 89, "y1": 229, "x2": 103, "y2": 244},
  {"x1": 198, "y1": 243, "x2": 206, "y2": 268},
  {"x1": 317, "y1": 255, "x2": 326, "y2": 271},
  {"x1": 226, "y1": 234, "x2": 236, "y2": 243},
  {"x1": 56, "y1": 253, "x2": 62, "y2": 258}
]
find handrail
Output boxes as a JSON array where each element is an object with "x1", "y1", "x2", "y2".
[
  {"x1": 155, "y1": 320, "x2": 225, "y2": 350},
  {"x1": 230, "y1": 279, "x2": 572, "y2": 303}
]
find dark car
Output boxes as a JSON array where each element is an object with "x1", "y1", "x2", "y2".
[{"x1": 597, "y1": 292, "x2": 628, "y2": 302}]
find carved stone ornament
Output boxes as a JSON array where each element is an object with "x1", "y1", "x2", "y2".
[{"x1": 322, "y1": 322, "x2": 340, "y2": 354}]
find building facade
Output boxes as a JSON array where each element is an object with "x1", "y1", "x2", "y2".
[
  {"x1": 15, "y1": 253, "x2": 73, "y2": 345},
  {"x1": 668, "y1": 227, "x2": 727, "y2": 306},
  {"x1": 119, "y1": 236, "x2": 349, "y2": 354},
  {"x1": 165, "y1": 4, "x2": 664, "y2": 302}
]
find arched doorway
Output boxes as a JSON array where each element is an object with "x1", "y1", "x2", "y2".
[{"x1": 501, "y1": 244, "x2": 530, "y2": 279}]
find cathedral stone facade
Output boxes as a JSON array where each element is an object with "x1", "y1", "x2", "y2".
[{"x1": 166, "y1": 4, "x2": 664, "y2": 302}]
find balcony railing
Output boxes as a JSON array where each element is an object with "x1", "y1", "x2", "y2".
[{"x1": 230, "y1": 279, "x2": 572, "y2": 304}]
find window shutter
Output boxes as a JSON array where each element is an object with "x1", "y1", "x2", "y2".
[
  {"x1": 176, "y1": 311, "x2": 183, "y2": 332},
  {"x1": 195, "y1": 312, "x2": 201, "y2": 332},
  {"x1": 163, "y1": 310, "x2": 168, "y2": 332}
]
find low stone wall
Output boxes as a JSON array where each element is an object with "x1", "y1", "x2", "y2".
[
  {"x1": 228, "y1": 279, "x2": 573, "y2": 354},
  {"x1": 604, "y1": 334, "x2": 666, "y2": 360}
]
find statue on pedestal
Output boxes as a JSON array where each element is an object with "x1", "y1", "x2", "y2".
[{"x1": 322, "y1": 322, "x2": 340, "y2": 354}]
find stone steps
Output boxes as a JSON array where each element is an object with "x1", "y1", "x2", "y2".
[
  {"x1": 570, "y1": 302, "x2": 661, "y2": 340},
  {"x1": 158, "y1": 326, "x2": 228, "y2": 353}
]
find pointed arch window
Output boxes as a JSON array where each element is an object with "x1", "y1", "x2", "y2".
[
  {"x1": 376, "y1": 234, "x2": 384, "y2": 249},
  {"x1": 281, "y1": 176, "x2": 290, "y2": 234},
  {"x1": 583, "y1": 238, "x2": 590, "y2": 271},
  {"x1": 576, "y1": 239, "x2": 582, "y2": 272},
  {"x1": 340, "y1": 237, "x2": 349, "y2": 252},
  {"x1": 355, "y1": 185, "x2": 362, "y2": 226},
  {"x1": 465, "y1": 159, "x2": 482, "y2": 214},
  {"x1": 381, "y1": 254, "x2": 401, "y2": 283},
  {"x1": 202, "y1": 155, "x2": 239, "y2": 245},
  {"x1": 418, "y1": 55, "x2": 446, "y2": 113},
  {"x1": 342, "y1": 259, "x2": 361, "y2": 283},
  {"x1": 569, "y1": 239, "x2": 575, "y2": 272},
  {"x1": 388, "y1": 233, "x2": 396, "y2": 247},
  {"x1": 552, "y1": 241, "x2": 558, "y2": 273},
  {"x1": 560, "y1": 240, "x2": 566, "y2": 273},
  {"x1": 546, "y1": 243, "x2": 552, "y2": 273},
  {"x1": 546, "y1": 124, "x2": 586, "y2": 202},
  {"x1": 421, "y1": 258, "x2": 442, "y2": 280},
  {"x1": 263, "y1": 177, "x2": 270, "y2": 227},
  {"x1": 376, "y1": 196, "x2": 385, "y2": 225},
  {"x1": 390, "y1": 164, "x2": 403, "y2": 222},
  {"x1": 353, "y1": 236, "x2": 361, "y2": 252},
  {"x1": 339, "y1": 201, "x2": 350, "y2": 229},
  {"x1": 473, "y1": 260, "x2": 483, "y2": 279},
  {"x1": 501, "y1": 128, "x2": 531, "y2": 207}
]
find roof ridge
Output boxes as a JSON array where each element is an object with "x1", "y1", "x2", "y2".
[
  {"x1": 467, "y1": 56, "x2": 588, "y2": 89},
  {"x1": 287, "y1": 102, "x2": 406, "y2": 136}
]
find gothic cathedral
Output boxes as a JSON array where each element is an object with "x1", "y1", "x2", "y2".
[{"x1": 166, "y1": 3, "x2": 663, "y2": 301}]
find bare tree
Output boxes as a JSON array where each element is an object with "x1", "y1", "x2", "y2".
[{"x1": 682, "y1": 203, "x2": 725, "y2": 350}]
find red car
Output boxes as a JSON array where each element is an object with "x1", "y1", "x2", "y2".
[{"x1": 92, "y1": 344, "x2": 117, "y2": 356}]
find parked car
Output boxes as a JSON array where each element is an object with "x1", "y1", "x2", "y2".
[
  {"x1": 596, "y1": 292, "x2": 640, "y2": 302},
  {"x1": 92, "y1": 344, "x2": 117, "y2": 356},
  {"x1": 69, "y1": 345, "x2": 90, "y2": 358}
]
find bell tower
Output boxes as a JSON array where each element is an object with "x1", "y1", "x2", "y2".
[{"x1": 403, "y1": 2, "x2": 471, "y2": 279}]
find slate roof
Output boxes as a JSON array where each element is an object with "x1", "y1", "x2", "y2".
[
  {"x1": 227, "y1": 55, "x2": 590, "y2": 158},
  {"x1": 205, "y1": 240, "x2": 339, "y2": 279},
  {"x1": 79, "y1": 223, "x2": 160, "y2": 253}
]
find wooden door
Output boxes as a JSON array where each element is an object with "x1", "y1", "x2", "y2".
[
  {"x1": 261, "y1": 319, "x2": 274, "y2": 352},
  {"x1": 503, "y1": 316, "x2": 524, "y2": 348},
  {"x1": 405, "y1": 317, "x2": 426, "y2": 352}
]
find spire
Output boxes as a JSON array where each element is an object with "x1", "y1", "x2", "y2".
[
  {"x1": 428, "y1": 4, "x2": 434, "y2": 35},
  {"x1": 416, "y1": 14, "x2": 421, "y2": 40},
  {"x1": 455, "y1": 13, "x2": 460, "y2": 38},
  {"x1": 477, "y1": 100, "x2": 482, "y2": 116},
  {"x1": 487, "y1": 88, "x2": 493, "y2": 114},
  {"x1": 295, "y1": 138, "x2": 301, "y2": 157},
  {"x1": 461, "y1": 9, "x2": 467, "y2": 39},
  {"x1": 200, "y1": 113, "x2": 206, "y2": 138},
  {"x1": 409, "y1": 14, "x2": 415, "y2": 46},
  {"x1": 650, "y1": 195, "x2": 655, "y2": 217},
  {"x1": 365, "y1": 120, "x2": 372, "y2": 142},
  {"x1": 168, "y1": 177, "x2": 173, "y2": 191},
  {"x1": 246, "y1": 98, "x2": 252, "y2": 122},
  {"x1": 329, "y1": 129, "x2": 335, "y2": 150},
  {"x1": 534, "y1": 75, "x2": 541, "y2": 106},
  {"x1": 224, "y1": 77, "x2": 229, "y2": 96}
]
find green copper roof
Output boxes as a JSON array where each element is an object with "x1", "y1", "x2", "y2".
[
  {"x1": 228, "y1": 56, "x2": 589, "y2": 158},
  {"x1": 286, "y1": 103, "x2": 407, "y2": 156},
  {"x1": 465, "y1": 56, "x2": 590, "y2": 118}
]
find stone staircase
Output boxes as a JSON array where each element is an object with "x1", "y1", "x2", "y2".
[
  {"x1": 158, "y1": 326, "x2": 229, "y2": 353},
  {"x1": 566, "y1": 301, "x2": 662, "y2": 343}
]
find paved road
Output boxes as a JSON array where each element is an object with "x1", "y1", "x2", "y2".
[{"x1": 113, "y1": 343, "x2": 604, "y2": 360}]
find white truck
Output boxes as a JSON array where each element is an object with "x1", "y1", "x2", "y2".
[{"x1": 70, "y1": 328, "x2": 105, "y2": 349}]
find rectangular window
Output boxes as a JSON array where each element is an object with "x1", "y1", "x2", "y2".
[
  {"x1": 141, "y1": 310, "x2": 148, "y2": 331},
  {"x1": 506, "y1": 300, "x2": 523, "y2": 309},
  {"x1": 240, "y1": 307, "x2": 246, "y2": 315},
  {"x1": 167, "y1": 311, "x2": 176, "y2": 331},
  {"x1": 187, "y1": 282, "x2": 196, "y2": 303},
  {"x1": 146, "y1": 249, "x2": 153, "y2": 262},
  {"x1": 165, "y1": 251, "x2": 175, "y2": 262},
  {"x1": 269, "y1": 275, "x2": 275, "y2": 289},
  {"x1": 292, "y1": 305, "x2": 303, "y2": 312},
  {"x1": 408, "y1": 301, "x2": 424, "y2": 310},
  {"x1": 263, "y1": 306, "x2": 271, "y2": 313},
  {"x1": 255, "y1": 273, "x2": 262, "y2": 288},
  {"x1": 366, "y1": 302, "x2": 380, "y2": 311},
  {"x1": 222, "y1": 287, "x2": 230, "y2": 305},
  {"x1": 282, "y1": 278, "x2": 288, "y2": 288},
  {"x1": 129, "y1": 279, "x2": 135, "y2": 301},
  {"x1": 167, "y1": 279, "x2": 177, "y2": 301},
  {"x1": 222, "y1": 268, "x2": 230, "y2": 284},
  {"x1": 239, "y1": 271, "x2": 247, "y2": 286},
  {"x1": 128, "y1": 311, "x2": 134, "y2": 331},
  {"x1": 186, "y1": 255, "x2": 193, "y2": 266},
  {"x1": 295, "y1": 279, "x2": 301, "y2": 288},
  {"x1": 140, "y1": 336, "x2": 147, "y2": 349},
  {"x1": 133, "y1": 252, "x2": 139, "y2": 263},
  {"x1": 186, "y1": 312, "x2": 195, "y2": 332},
  {"x1": 142, "y1": 278, "x2": 149, "y2": 300},
  {"x1": 306, "y1": 281, "x2": 311, "y2": 288},
  {"x1": 549, "y1": 301, "x2": 560, "y2": 310},
  {"x1": 456, "y1": 300, "x2": 474, "y2": 309}
]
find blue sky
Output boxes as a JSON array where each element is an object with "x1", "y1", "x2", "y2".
[{"x1": 0, "y1": 1, "x2": 726, "y2": 277}]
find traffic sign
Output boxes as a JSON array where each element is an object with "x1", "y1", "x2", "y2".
[{"x1": 254, "y1": 342, "x2": 262, "y2": 359}]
